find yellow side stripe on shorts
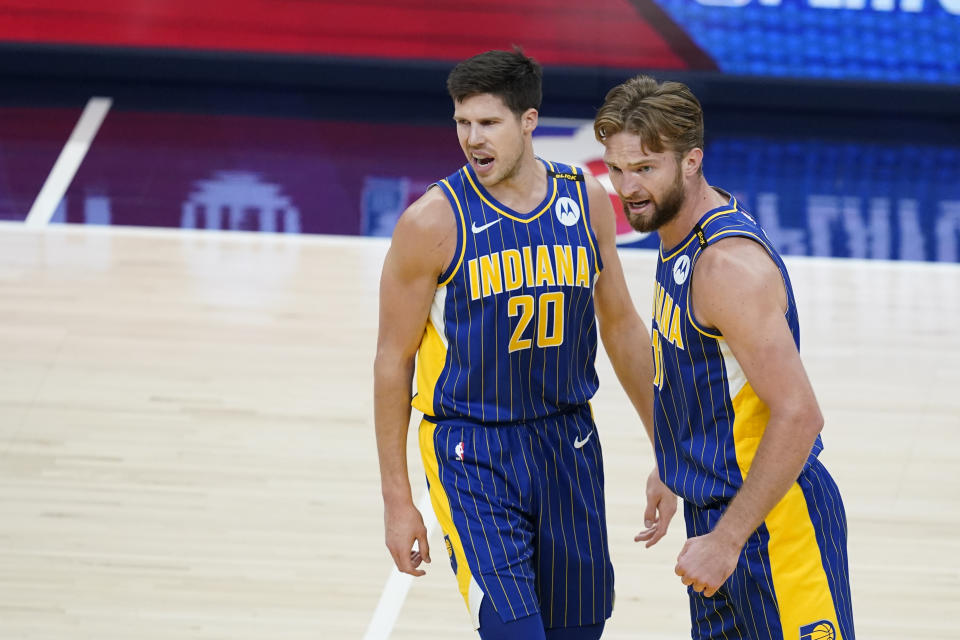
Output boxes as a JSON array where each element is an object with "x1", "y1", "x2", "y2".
[
  {"x1": 766, "y1": 483, "x2": 844, "y2": 640},
  {"x1": 418, "y1": 418, "x2": 477, "y2": 614},
  {"x1": 730, "y1": 382, "x2": 843, "y2": 639}
]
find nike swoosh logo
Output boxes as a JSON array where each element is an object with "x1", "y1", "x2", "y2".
[
  {"x1": 471, "y1": 219, "x2": 501, "y2": 234},
  {"x1": 573, "y1": 430, "x2": 594, "y2": 449}
]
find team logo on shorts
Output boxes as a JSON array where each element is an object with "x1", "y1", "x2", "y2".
[
  {"x1": 673, "y1": 255, "x2": 691, "y2": 284},
  {"x1": 444, "y1": 534, "x2": 457, "y2": 573},
  {"x1": 555, "y1": 197, "x2": 581, "y2": 226},
  {"x1": 799, "y1": 619, "x2": 836, "y2": 640},
  {"x1": 455, "y1": 441, "x2": 465, "y2": 461}
]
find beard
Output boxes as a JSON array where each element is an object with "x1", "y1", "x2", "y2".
[{"x1": 623, "y1": 164, "x2": 686, "y2": 233}]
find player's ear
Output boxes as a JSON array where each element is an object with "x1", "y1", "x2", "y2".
[
  {"x1": 681, "y1": 148, "x2": 703, "y2": 176},
  {"x1": 521, "y1": 108, "x2": 538, "y2": 134}
]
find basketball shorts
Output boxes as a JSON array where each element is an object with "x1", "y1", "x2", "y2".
[
  {"x1": 684, "y1": 457, "x2": 854, "y2": 640},
  {"x1": 418, "y1": 404, "x2": 614, "y2": 630}
]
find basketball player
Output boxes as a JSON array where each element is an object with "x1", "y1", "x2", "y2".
[
  {"x1": 593, "y1": 75, "x2": 855, "y2": 640},
  {"x1": 374, "y1": 50, "x2": 677, "y2": 639}
]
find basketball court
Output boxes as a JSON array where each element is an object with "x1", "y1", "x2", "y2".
[
  {"x1": 1, "y1": 219, "x2": 957, "y2": 639},
  {"x1": 1, "y1": 3, "x2": 959, "y2": 635}
]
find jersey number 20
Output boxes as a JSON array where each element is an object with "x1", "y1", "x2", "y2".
[{"x1": 507, "y1": 292, "x2": 564, "y2": 352}]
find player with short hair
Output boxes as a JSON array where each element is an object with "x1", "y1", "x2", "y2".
[
  {"x1": 374, "y1": 50, "x2": 676, "y2": 640},
  {"x1": 594, "y1": 75, "x2": 855, "y2": 640}
]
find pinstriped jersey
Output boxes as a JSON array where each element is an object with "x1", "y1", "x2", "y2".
[
  {"x1": 411, "y1": 159, "x2": 603, "y2": 424},
  {"x1": 652, "y1": 191, "x2": 823, "y2": 507}
]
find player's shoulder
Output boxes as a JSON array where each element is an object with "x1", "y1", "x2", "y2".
[
  {"x1": 539, "y1": 159, "x2": 605, "y2": 206},
  {"x1": 395, "y1": 185, "x2": 457, "y2": 239},
  {"x1": 581, "y1": 171, "x2": 607, "y2": 200},
  {"x1": 387, "y1": 185, "x2": 458, "y2": 274},
  {"x1": 698, "y1": 235, "x2": 768, "y2": 271},
  {"x1": 693, "y1": 236, "x2": 780, "y2": 298},
  {"x1": 543, "y1": 160, "x2": 599, "y2": 187},
  {"x1": 542, "y1": 159, "x2": 580, "y2": 179},
  {"x1": 577, "y1": 170, "x2": 613, "y2": 233}
]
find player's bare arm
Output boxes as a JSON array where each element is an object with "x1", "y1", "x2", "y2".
[
  {"x1": 587, "y1": 175, "x2": 677, "y2": 548},
  {"x1": 675, "y1": 236, "x2": 824, "y2": 596},
  {"x1": 588, "y1": 175, "x2": 655, "y2": 434},
  {"x1": 374, "y1": 188, "x2": 456, "y2": 576}
]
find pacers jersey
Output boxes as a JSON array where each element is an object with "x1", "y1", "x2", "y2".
[
  {"x1": 411, "y1": 159, "x2": 603, "y2": 424},
  {"x1": 652, "y1": 191, "x2": 823, "y2": 507}
]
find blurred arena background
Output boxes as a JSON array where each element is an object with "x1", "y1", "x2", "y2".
[{"x1": 0, "y1": 2, "x2": 958, "y2": 639}]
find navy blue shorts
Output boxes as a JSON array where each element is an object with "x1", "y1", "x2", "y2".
[
  {"x1": 418, "y1": 404, "x2": 614, "y2": 630},
  {"x1": 684, "y1": 458, "x2": 854, "y2": 640}
]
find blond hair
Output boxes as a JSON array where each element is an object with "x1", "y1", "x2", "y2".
[{"x1": 594, "y1": 75, "x2": 704, "y2": 157}]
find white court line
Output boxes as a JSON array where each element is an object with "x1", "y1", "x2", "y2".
[
  {"x1": 363, "y1": 488, "x2": 438, "y2": 640},
  {"x1": 24, "y1": 97, "x2": 112, "y2": 228}
]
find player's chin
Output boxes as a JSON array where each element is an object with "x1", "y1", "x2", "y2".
[
  {"x1": 626, "y1": 213, "x2": 658, "y2": 234},
  {"x1": 476, "y1": 167, "x2": 500, "y2": 185}
]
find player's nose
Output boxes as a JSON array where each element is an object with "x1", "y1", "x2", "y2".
[
  {"x1": 466, "y1": 124, "x2": 485, "y2": 146},
  {"x1": 618, "y1": 173, "x2": 647, "y2": 199}
]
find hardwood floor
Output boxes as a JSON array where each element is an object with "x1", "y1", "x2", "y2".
[{"x1": 0, "y1": 224, "x2": 957, "y2": 639}]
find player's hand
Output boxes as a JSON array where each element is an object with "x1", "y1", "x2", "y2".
[
  {"x1": 634, "y1": 467, "x2": 677, "y2": 547},
  {"x1": 384, "y1": 502, "x2": 431, "y2": 576},
  {"x1": 674, "y1": 529, "x2": 741, "y2": 597}
]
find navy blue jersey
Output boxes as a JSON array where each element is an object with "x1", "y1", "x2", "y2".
[
  {"x1": 652, "y1": 191, "x2": 823, "y2": 507},
  {"x1": 412, "y1": 159, "x2": 603, "y2": 423}
]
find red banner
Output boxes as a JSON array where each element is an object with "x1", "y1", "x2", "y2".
[{"x1": 0, "y1": 0, "x2": 707, "y2": 69}]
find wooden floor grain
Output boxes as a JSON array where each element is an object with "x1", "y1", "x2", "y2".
[{"x1": 0, "y1": 224, "x2": 957, "y2": 639}]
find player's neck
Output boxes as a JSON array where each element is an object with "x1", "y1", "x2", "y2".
[
  {"x1": 484, "y1": 151, "x2": 546, "y2": 213},
  {"x1": 658, "y1": 177, "x2": 728, "y2": 249}
]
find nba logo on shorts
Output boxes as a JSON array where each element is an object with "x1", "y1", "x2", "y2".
[
  {"x1": 455, "y1": 441, "x2": 465, "y2": 461},
  {"x1": 800, "y1": 620, "x2": 836, "y2": 640}
]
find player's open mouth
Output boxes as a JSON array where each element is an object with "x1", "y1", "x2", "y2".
[
  {"x1": 473, "y1": 155, "x2": 494, "y2": 171},
  {"x1": 628, "y1": 199, "x2": 651, "y2": 212}
]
